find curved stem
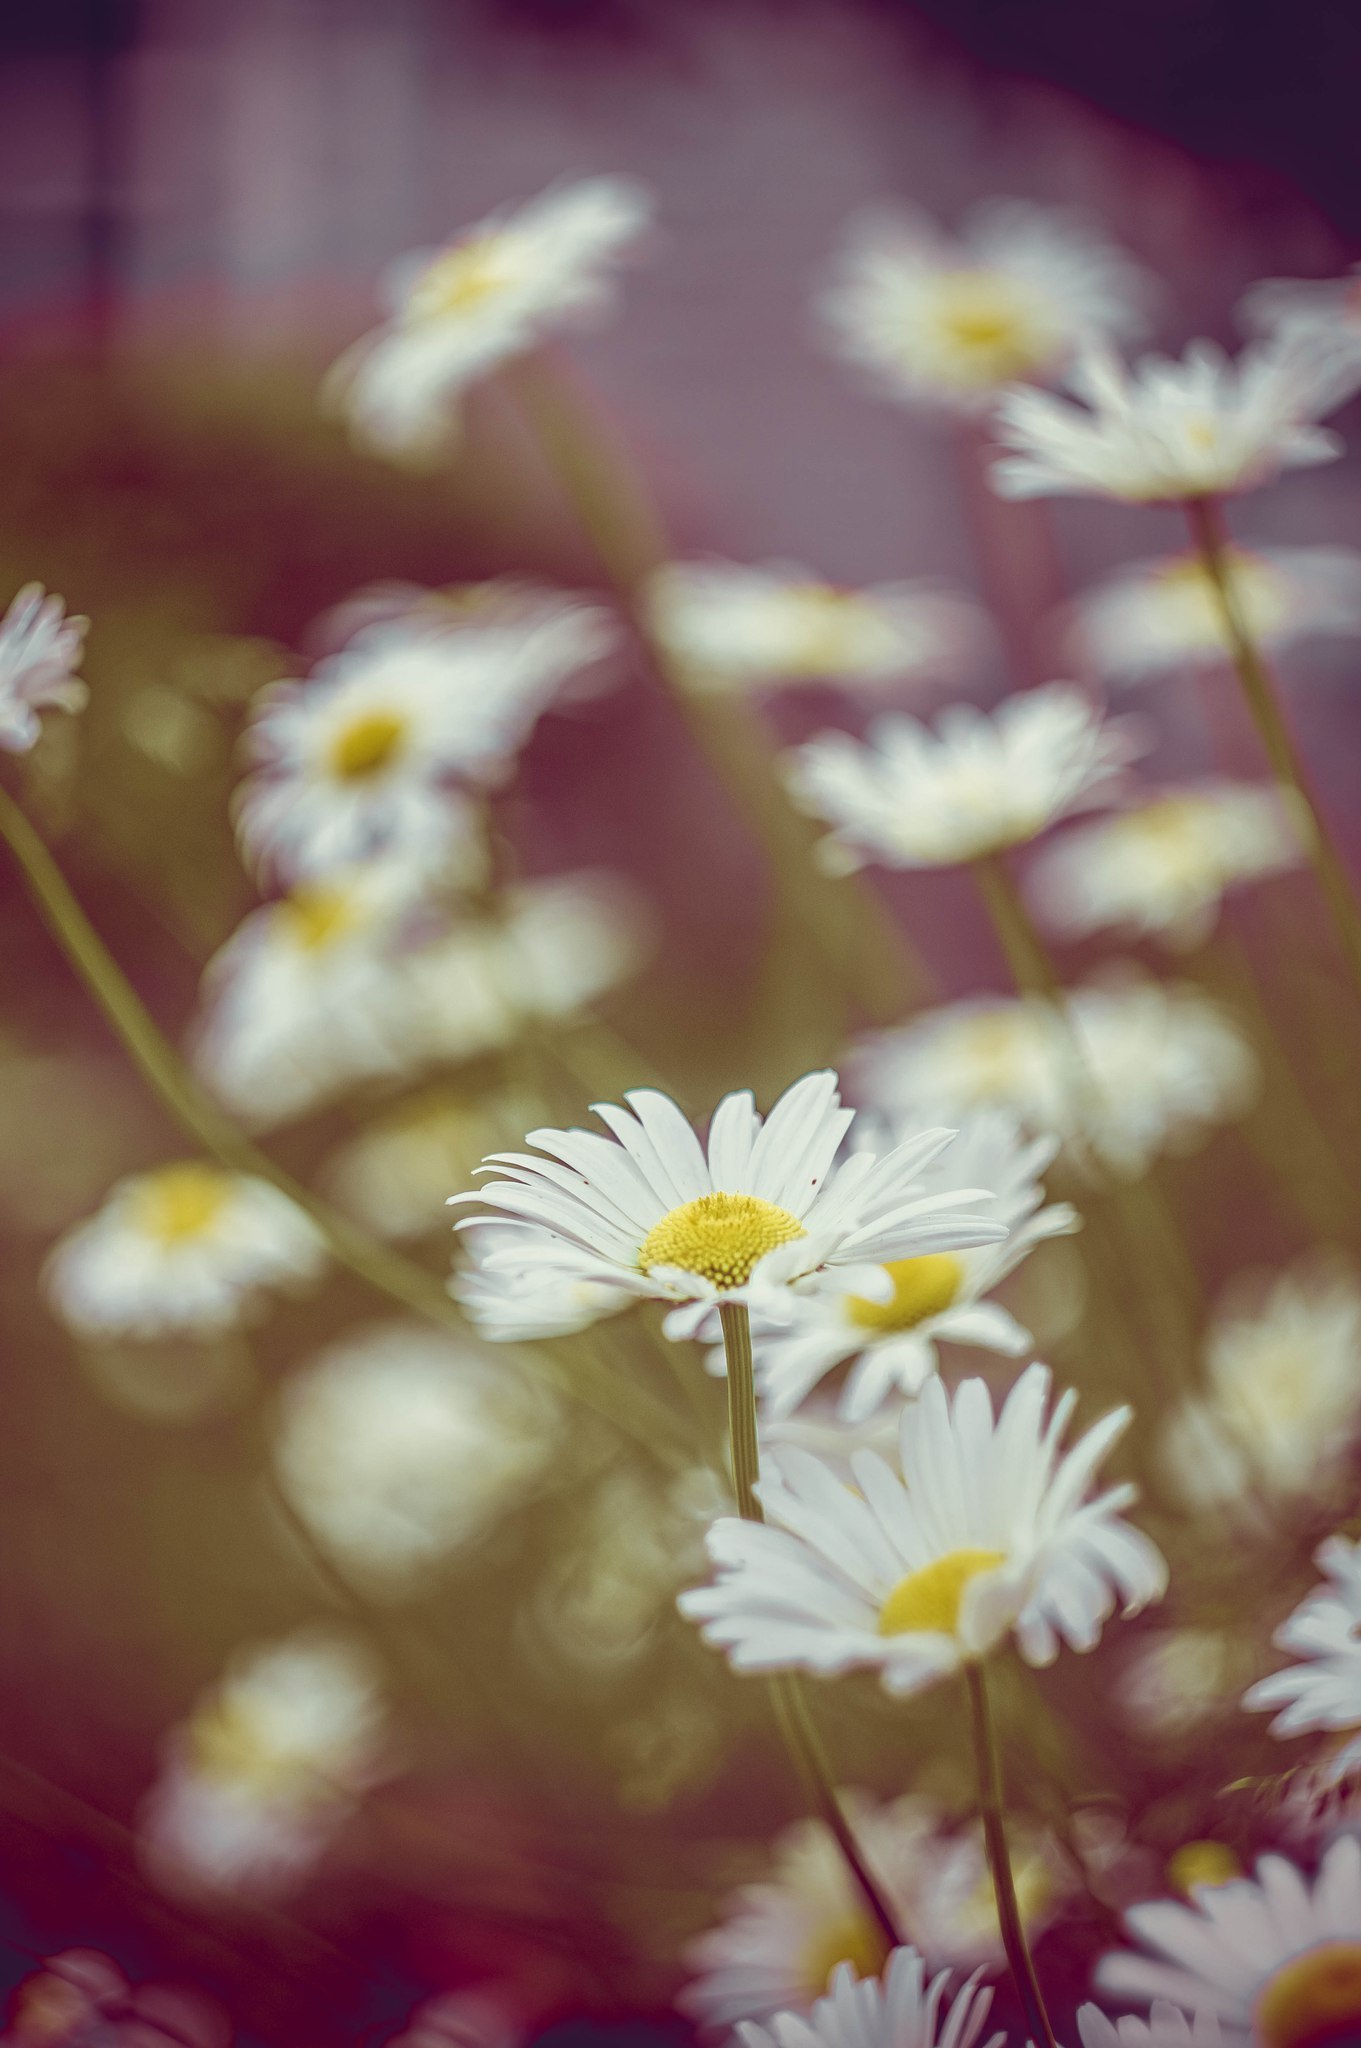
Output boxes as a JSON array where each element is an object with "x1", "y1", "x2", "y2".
[{"x1": 964, "y1": 1660, "x2": 1059, "y2": 2048}]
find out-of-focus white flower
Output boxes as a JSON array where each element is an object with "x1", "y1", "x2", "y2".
[
  {"x1": 140, "y1": 1633, "x2": 386, "y2": 1897},
  {"x1": 1244, "y1": 1535, "x2": 1361, "y2": 1779},
  {"x1": 680, "y1": 1364, "x2": 1165, "y2": 1696},
  {"x1": 273, "y1": 1323, "x2": 552, "y2": 1595},
  {"x1": 1066, "y1": 545, "x2": 1361, "y2": 685},
  {"x1": 1162, "y1": 1261, "x2": 1361, "y2": 1514},
  {"x1": 452, "y1": 1070, "x2": 1005, "y2": 1343},
  {"x1": 1096, "y1": 1835, "x2": 1361, "y2": 2044},
  {"x1": 991, "y1": 338, "x2": 1355, "y2": 503},
  {"x1": 1120, "y1": 1627, "x2": 1240, "y2": 1741},
  {"x1": 1, "y1": 1950, "x2": 232, "y2": 2048},
  {"x1": 1028, "y1": 783, "x2": 1304, "y2": 951},
  {"x1": 818, "y1": 200, "x2": 1151, "y2": 415},
  {"x1": 785, "y1": 686, "x2": 1139, "y2": 871},
  {"x1": 745, "y1": 1113, "x2": 1077, "y2": 1423},
  {"x1": 235, "y1": 601, "x2": 614, "y2": 881},
  {"x1": 734, "y1": 1947, "x2": 1002, "y2": 2048},
  {"x1": 0, "y1": 583, "x2": 87, "y2": 752},
  {"x1": 44, "y1": 1163, "x2": 326, "y2": 1338},
  {"x1": 643, "y1": 559, "x2": 986, "y2": 694},
  {"x1": 853, "y1": 997, "x2": 1064, "y2": 1130},
  {"x1": 327, "y1": 1091, "x2": 506, "y2": 1241},
  {"x1": 325, "y1": 175, "x2": 652, "y2": 458},
  {"x1": 1240, "y1": 264, "x2": 1361, "y2": 355},
  {"x1": 1078, "y1": 2005, "x2": 1224, "y2": 2048},
  {"x1": 387, "y1": 1989, "x2": 526, "y2": 2048}
]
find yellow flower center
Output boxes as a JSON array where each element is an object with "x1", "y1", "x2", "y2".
[
  {"x1": 188, "y1": 1700, "x2": 322, "y2": 1802},
  {"x1": 846, "y1": 1253, "x2": 964, "y2": 1335},
  {"x1": 1167, "y1": 1839, "x2": 1240, "y2": 1894},
  {"x1": 877, "y1": 1548, "x2": 1007, "y2": 1637},
  {"x1": 783, "y1": 585, "x2": 876, "y2": 673},
  {"x1": 1255, "y1": 1943, "x2": 1361, "y2": 2048},
  {"x1": 130, "y1": 1164, "x2": 232, "y2": 1246},
  {"x1": 407, "y1": 233, "x2": 517, "y2": 320},
  {"x1": 279, "y1": 883, "x2": 360, "y2": 952},
  {"x1": 636, "y1": 1192, "x2": 807, "y2": 1290},
  {"x1": 929, "y1": 271, "x2": 1047, "y2": 383},
  {"x1": 328, "y1": 709, "x2": 407, "y2": 781},
  {"x1": 800, "y1": 1913, "x2": 891, "y2": 1999}
]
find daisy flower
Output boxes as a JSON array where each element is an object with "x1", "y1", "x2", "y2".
[
  {"x1": 1078, "y1": 2006, "x2": 1224, "y2": 2048},
  {"x1": 1027, "y1": 782, "x2": 1304, "y2": 952},
  {"x1": 746, "y1": 1112, "x2": 1078, "y2": 1423},
  {"x1": 1066, "y1": 545, "x2": 1361, "y2": 686},
  {"x1": 679, "y1": 1363, "x2": 1166, "y2": 1696},
  {"x1": 1239, "y1": 263, "x2": 1361, "y2": 360},
  {"x1": 991, "y1": 337, "x2": 1353, "y2": 503},
  {"x1": 0, "y1": 582, "x2": 87, "y2": 751},
  {"x1": 734, "y1": 1947, "x2": 1003, "y2": 2048},
  {"x1": 234, "y1": 599, "x2": 613, "y2": 881},
  {"x1": 1095, "y1": 1835, "x2": 1361, "y2": 2046},
  {"x1": 853, "y1": 997, "x2": 1066, "y2": 1131},
  {"x1": 44, "y1": 1163, "x2": 326, "y2": 1338},
  {"x1": 1243, "y1": 1536, "x2": 1361, "y2": 1775},
  {"x1": 327, "y1": 1090, "x2": 507, "y2": 1242},
  {"x1": 454, "y1": 1221, "x2": 639, "y2": 1342},
  {"x1": 784, "y1": 685, "x2": 1141, "y2": 872},
  {"x1": 643, "y1": 559, "x2": 986, "y2": 694},
  {"x1": 818, "y1": 199, "x2": 1151, "y2": 415},
  {"x1": 451, "y1": 1069, "x2": 1008, "y2": 1341},
  {"x1": 325, "y1": 175, "x2": 652, "y2": 459}
]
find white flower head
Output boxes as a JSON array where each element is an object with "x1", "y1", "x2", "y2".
[
  {"x1": 1096, "y1": 1835, "x2": 1361, "y2": 2046},
  {"x1": 748, "y1": 1111, "x2": 1078, "y2": 1423},
  {"x1": 44, "y1": 1163, "x2": 327, "y2": 1338},
  {"x1": 992, "y1": 337, "x2": 1353, "y2": 504},
  {"x1": 819, "y1": 199, "x2": 1152, "y2": 415},
  {"x1": 644, "y1": 559, "x2": 986, "y2": 694},
  {"x1": 679, "y1": 1362, "x2": 1166, "y2": 1696},
  {"x1": 327, "y1": 1091, "x2": 506, "y2": 1242},
  {"x1": 325, "y1": 174, "x2": 653, "y2": 458},
  {"x1": 1244, "y1": 1536, "x2": 1361, "y2": 1777},
  {"x1": 0, "y1": 582, "x2": 87, "y2": 752},
  {"x1": 1027, "y1": 782, "x2": 1304, "y2": 951},
  {"x1": 1239, "y1": 263, "x2": 1361, "y2": 363},
  {"x1": 785, "y1": 685, "x2": 1141, "y2": 872},
  {"x1": 853, "y1": 996, "x2": 1065, "y2": 1131},
  {"x1": 454, "y1": 1221, "x2": 639, "y2": 1342},
  {"x1": 735, "y1": 1947, "x2": 1003, "y2": 2048},
  {"x1": 1078, "y1": 2004, "x2": 1225, "y2": 2048},
  {"x1": 1066, "y1": 545, "x2": 1361, "y2": 686},
  {"x1": 451, "y1": 1069, "x2": 1008, "y2": 1342}
]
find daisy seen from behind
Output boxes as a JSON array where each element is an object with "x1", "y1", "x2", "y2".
[
  {"x1": 1243, "y1": 1535, "x2": 1361, "y2": 1776},
  {"x1": 734, "y1": 1946, "x2": 1003, "y2": 2048},
  {"x1": 0, "y1": 582, "x2": 87, "y2": 752},
  {"x1": 679, "y1": 1362, "x2": 1166, "y2": 1696}
]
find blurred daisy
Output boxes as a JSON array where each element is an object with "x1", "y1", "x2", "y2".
[
  {"x1": 235, "y1": 601, "x2": 613, "y2": 880},
  {"x1": 1096, "y1": 1835, "x2": 1361, "y2": 2045},
  {"x1": 1027, "y1": 782, "x2": 1304, "y2": 951},
  {"x1": 853, "y1": 997, "x2": 1064, "y2": 1129},
  {"x1": 3, "y1": 1951, "x2": 231, "y2": 2048},
  {"x1": 679, "y1": 1363, "x2": 1165, "y2": 1695},
  {"x1": 325, "y1": 175, "x2": 652, "y2": 458},
  {"x1": 785, "y1": 685, "x2": 1140, "y2": 872},
  {"x1": 452, "y1": 1069, "x2": 1007, "y2": 1342},
  {"x1": 0, "y1": 583, "x2": 87, "y2": 752},
  {"x1": 735, "y1": 1947, "x2": 1002, "y2": 2048},
  {"x1": 643, "y1": 559, "x2": 985, "y2": 693},
  {"x1": 273, "y1": 1323, "x2": 552, "y2": 1596},
  {"x1": 1120, "y1": 1627, "x2": 1241, "y2": 1742},
  {"x1": 992, "y1": 338, "x2": 1354, "y2": 503},
  {"x1": 1162, "y1": 1261, "x2": 1361, "y2": 1514},
  {"x1": 1240, "y1": 264, "x2": 1361, "y2": 354},
  {"x1": 747, "y1": 1113, "x2": 1077, "y2": 1423},
  {"x1": 819, "y1": 199, "x2": 1151, "y2": 415},
  {"x1": 140, "y1": 1632, "x2": 386, "y2": 1896},
  {"x1": 1244, "y1": 1536, "x2": 1361, "y2": 1778},
  {"x1": 1067, "y1": 545, "x2": 1361, "y2": 685},
  {"x1": 1079, "y1": 2006, "x2": 1224, "y2": 2048},
  {"x1": 45, "y1": 1163, "x2": 326, "y2": 1338},
  {"x1": 327, "y1": 1091, "x2": 507, "y2": 1241}
]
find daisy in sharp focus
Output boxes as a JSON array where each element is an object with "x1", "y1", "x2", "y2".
[
  {"x1": 325, "y1": 174, "x2": 652, "y2": 460},
  {"x1": 678, "y1": 1362, "x2": 1166, "y2": 1696},
  {"x1": 1243, "y1": 1535, "x2": 1361, "y2": 1777},
  {"x1": 734, "y1": 1947, "x2": 1003, "y2": 2048},
  {"x1": 451, "y1": 1069, "x2": 1008, "y2": 1342},
  {"x1": 991, "y1": 336, "x2": 1358, "y2": 504},
  {"x1": 818, "y1": 199, "x2": 1152, "y2": 415},
  {"x1": 643, "y1": 559, "x2": 986, "y2": 694},
  {"x1": 1096, "y1": 1834, "x2": 1361, "y2": 2048},
  {"x1": 784, "y1": 684, "x2": 1141, "y2": 873},
  {"x1": 0, "y1": 582, "x2": 87, "y2": 751},
  {"x1": 743, "y1": 1111, "x2": 1078, "y2": 1423},
  {"x1": 44, "y1": 1163, "x2": 326, "y2": 1339}
]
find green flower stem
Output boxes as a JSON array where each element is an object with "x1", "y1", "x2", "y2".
[
  {"x1": 716, "y1": 1301, "x2": 902, "y2": 1955},
  {"x1": 1187, "y1": 494, "x2": 1361, "y2": 1005},
  {"x1": 964, "y1": 1659, "x2": 1059, "y2": 2048}
]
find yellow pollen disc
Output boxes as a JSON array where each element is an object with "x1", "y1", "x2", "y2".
[
  {"x1": 1167, "y1": 1839, "x2": 1240, "y2": 1894},
  {"x1": 801, "y1": 1913, "x2": 891, "y2": 1998},
  {"x1": 847, "y1": 1253, "x2": 964, "y2": 1335},
  {"x1": 188, "y1": 1702, "x2": 313, "y2": 1800},
  {"x1": 1255, "y1": 1942, "x2": 1361, "y2": 2048},
  {"x1": 784, "y1": 585, "x2": 873, "y2": 672},
  {"x1": 636, "y1": 1192, "x2": 806, "y2": 1290},
  {"x1": 329, "y1": 709, "x2": 407, "y2": 781},
  {"x1": 930, "y1": 271, "x2": 1045, "y2": 382},
  {"x1": 130, "y1": 1164, "x2": 232, "y2": 1246},
  {"x1": 279, "y1": 883, "x2": 359, "y2": 952},
  {"x1": 877, "y1": 1547, "x2": 1007, "y2": 1638},
  {"x1": 408, "y1": 233, "x2": 515, "y2": 319}
]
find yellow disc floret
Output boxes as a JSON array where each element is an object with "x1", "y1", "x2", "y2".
[
  {"x1": 1167, "y1": 1840, "x2": 1241, "y2": 1895},
  {"x1": 131, "y1": 1164, "x2": 233, "y2": 1247},
  {"x1": 800, "y1": 1913, "x2": 891, "y2": 1999},
  {"x1": 279, "y1": 883, "x2": 360, "y2": 953},
  {"x1": 929, "y1": 271, "x2": 1049, "y2": 385},
  {"x1": 877, "y1": 1547, "x2": 1007, "y2": 1638},
  {"x1": 847, "y1": 1253, "x2": 964, "y2": 1335},
  {"x1": 1255, "y1": 1942, "x2": 1361, "y2": 2048},
  {"x1": 637, "y1": 1192, "x2": 807, "y2": 1290},
  {"x1": 407, "y1": 234, "x2": 517, "y2": 320},
  {"x1": 329, "y1": 709, "x2": 407, "y2": 781}
]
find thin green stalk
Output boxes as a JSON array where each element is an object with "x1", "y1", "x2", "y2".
[
  {"x1": 1187, "y1": 495, "x2": 1361, "y2": 1004},
  {"x1": 964, "y1": 1660, "x2": 1059, "y2": 2048}
]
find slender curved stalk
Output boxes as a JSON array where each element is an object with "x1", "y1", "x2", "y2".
[
  {"x1": 1187, "y1": 495, "x2": 1361, "y2": 1004},
  {"x1": 964, "y1": 1660, "x2": 1059, "y2": 2048}
]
